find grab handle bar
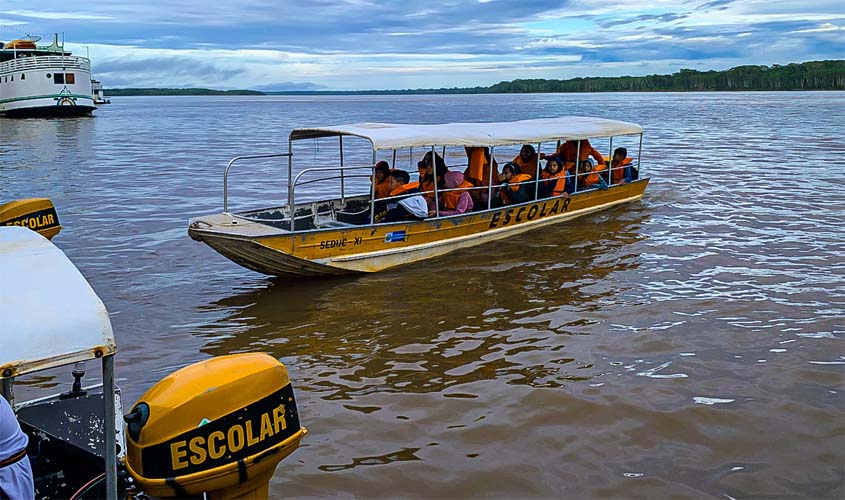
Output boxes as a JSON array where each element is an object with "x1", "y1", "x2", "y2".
[{"x1": 223, "y1": 153, "x2": 291, "y2": 213}]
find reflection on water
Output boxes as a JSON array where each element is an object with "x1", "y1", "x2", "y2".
[
  {"x1": 1, "y1": 92, "x2": 843, "y2": 499},
  {"x1": 195, "y1": 208, "x2": 646, "y2": 399}
]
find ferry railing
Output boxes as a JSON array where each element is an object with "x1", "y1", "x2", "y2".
[
  {"x1": 223, "y1": 153, "x2": 292, "y2": 213},
  {"x1": 285, "y1": 133, "x2": 645, "y2": 231},
  {"x1": 0, "y1": 55, "x2": 90, "y2": 73},
  {"x1": 290, "y1": 164, "x2": 379, "y2": 231}
]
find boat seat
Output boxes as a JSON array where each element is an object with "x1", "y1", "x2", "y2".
[
  {"x1": 336, "y1": 209, "x2": 371, "y2": 225},
  {"x1": 318, "y1": 220, "x2": 357, "y2": 228}
]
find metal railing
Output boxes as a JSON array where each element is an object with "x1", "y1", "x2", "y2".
[
  {"x1": 0, "y1": 55, "x2": 90, "y2": 74},
  {"x1": 223, "y1": 153, "x2": 292, "y2": 213},
  {"x1": 290, "y1": 164, "x2": 377, "y2": 230},
  {"x1": 235, "y1": 132, "x2": 644, "y2": 232}
]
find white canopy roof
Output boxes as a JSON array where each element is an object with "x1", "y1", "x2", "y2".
[
  {"x1": 0, "y1": 227, "x2": 116, "y2": 378},
  {"x1": 290, "y1": 116, "x2": 643, "y2": 151}
]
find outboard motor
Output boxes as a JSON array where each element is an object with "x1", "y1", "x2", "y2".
[
  {"x1": 124, "y1": 353, "x2": 307, "y2": 499},
  {"x1": 0, "y1": 198, "x2": 61, "y2": 239}
]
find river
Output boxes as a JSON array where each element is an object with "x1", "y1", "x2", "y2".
[{"x1": 1, "y1": 92, "x2": 843, "y2": 498}]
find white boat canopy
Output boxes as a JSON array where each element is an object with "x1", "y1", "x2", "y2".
[
  {"x1": 0, "y1": 227, "x2": 116, "y2": 378},
  {"x1": 290, "y1": 116, "x2": 644, "y2": 151}
]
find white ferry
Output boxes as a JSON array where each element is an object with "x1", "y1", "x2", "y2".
[
  {"x1": 92, "y1": 78, "x2": 111, "y2": 104},
  {"x1": 0, "y1": 34, "x2": 96, "y2": 117}
]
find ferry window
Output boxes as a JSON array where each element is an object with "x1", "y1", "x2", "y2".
[
  {"x1": 65, "y1": 73, "x2": 75, "y2": 84},
  {"x1": 46, "y1": 73, "x2": 51, "y2": 78},
  {"x1": 10, "y1": 75, "x2": 13, "y2": 82},
  {"x1": 54, "y1": 73, "x2": 64, "y2": 84},
  {"x1": 20, "y1": 73, "x2": 25, "y2": 80}
]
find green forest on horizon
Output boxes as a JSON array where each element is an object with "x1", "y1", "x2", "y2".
[{"x1": 106, "y1": 60, "x2": 844, "y2": 96}]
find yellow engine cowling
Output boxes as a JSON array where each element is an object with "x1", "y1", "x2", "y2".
[
  {"x1": 124, "y1": 353, "x2": 307, "y2": 499},
  {"x1": 0, "y1": 198, "x2": 61, "y2": 239}
]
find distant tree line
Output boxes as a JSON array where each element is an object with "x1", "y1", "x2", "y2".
[
  {"x1": 105, "y1": 88, "x2": 264, "y2": 96},
  {"x1": 482, "y1": 60, "x2": 845, "y2": 93},
  {"x1": 106, "y1": 60, "x2": 843, "y2": 96}
]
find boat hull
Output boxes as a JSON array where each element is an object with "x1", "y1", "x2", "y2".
[
  {"x1": 189, "y1": 179, "x2": 649, "y2": 277},
  {"x1": 2, "y1": 100, "x2": 96, "y2": 117}
]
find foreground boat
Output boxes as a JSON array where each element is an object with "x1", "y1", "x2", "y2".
[
  {"x1": 0, "y1": 34, "x2": 96, "y2": 117},
  {"x1": 188, "y1": 117, "x2": 649, "y2": 277},
  {"x1": 1, "y1": 227, "x2": 306, "y2": 498}
]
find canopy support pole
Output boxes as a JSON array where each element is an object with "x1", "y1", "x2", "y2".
[
  {"x1": 371, "y1": 150, "x2": 377, "y2": 225},
  {"x1": 339, "y1": 136, "x2": 345, "y2": 204},
  {"x1": 431, "y1": 146, "x2": 440, "y2": 217},
  {"x1": 637, "y1": 133, "x2": 643, "y2": 175},
  {"x1": 487, "y1": 147, "x2": 495, "y2": 210},
  {"x1": 288, "y1": 137, "x2": 295, "y2": 232},
  {"x1": 608, "y1": 136, "x2": 614, "y2": 185},
  {"x1": 392, "y1": 149, "x2": 397, "y2": 168},
  {"x1": 574, "y1": 142, "x2": 581, "y2": 193},
  {"x1": 535, "y1": 142, "x2": 541, "y2": 199},
  {"x1": 103, "y1": 355, "x2": 118, "y2": 500}
]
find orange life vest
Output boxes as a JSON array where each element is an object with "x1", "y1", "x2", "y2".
[
  {"x1": 464, "y1": 147, "x2": 499, "y2": 186},
  {"x1": 611, "y1": 157, "x2": 632, "y2": 184},
  {"x1": 389, "y1": 182, "x2": 419, "y2": 197},
  {"x1": 374, "y1": 178, "x2": 391, "y2": 199},
  {"x1": 540, "y1": 170, "x2": 567, "y2": 196},
  {"x1": 513, "y1": 153, "x2": 538, "y2": 175},
  {"x1": 442, "y1": 180, "x2": 474, "y2": 210},
  {"x1": 507, "y1": 173, "x2": 533, "y2": 191},
  {"x1": 582, "y1": 163, "x2": 607, "y2": 187},
  {"x1": 557, "y1": 140, "x2": 606, "y2": 165},
  {"x1": 499, "y1": 173, "x2": 533, "y2": 205}
]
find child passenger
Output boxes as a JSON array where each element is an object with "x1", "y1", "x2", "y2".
[
  {"x1": 579, "y1": 159, "x2": 608, "y2": 189},
  {"x1": 610, "y1": 147, "x2": 634, "y2": 184},
  {"x1": 377, "y1": 170, "x2": 429, "y2": 223},
  {"x1": 512, "y1": 145, "x2": 538, "y2": 175},
  {"x1": 495, "y1": 163, "x2": 534, "y2": 206},
  {"x1": 434, "y1": 171, "x2": 474, "y2": 216},
  {"x1": 372, "y1": 160, "x2": 392, "y2": 199},
  {"x1": 539, "y1": 157, "x2": 569, "y2": 198}
]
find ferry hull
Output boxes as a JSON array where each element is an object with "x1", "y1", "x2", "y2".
[
  {"x1": 189, "y1": 179, "x2": 649, "y2": 278},
  {"x1": 2, "y1": 99, "x2": 96, "y2": 117}
]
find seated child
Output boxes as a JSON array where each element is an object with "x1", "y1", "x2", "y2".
[
  {"x1": 495, "y1": 163, "x2": 534, "y2": 206},
  {"x1": 377, "y1": 170, "x2": 429, "y2": 223},
  {"x1": 435, "y1": 171, "x2": 474, "y2": 216},
  {"x1": 372, "y1": 160, "x2": 392, "y2": 199},
  {"x1": 538, "y1": 157, "x2": 569, "y2": 198},
  {"x1": 579, "y1": 159, "x2": 608, "y2": 189},
  {"x1": 610, "y1": 147, "x2": 635, "y2": 184}
]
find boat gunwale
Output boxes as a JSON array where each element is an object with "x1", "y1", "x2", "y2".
[
  {"x1": 197, "y1": 178, "x2": 649, "y2": 239},
  {"x1": 201, "y1": 177, "x2": 651, "y2": 238}
]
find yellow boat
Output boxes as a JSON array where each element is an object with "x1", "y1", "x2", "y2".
[{"x1": 188, "y1": 117, "x2": 649, "y2": 277}]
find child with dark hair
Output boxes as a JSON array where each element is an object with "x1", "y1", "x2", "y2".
[
  {"x1": 418, "y1": 151, "x2": 448, "y2": 203},
  {"x1": 495, "y1": 162, "x2": 534, "y2": 206},
  {"x1": 512, "y1": 144, "x2": 538, "y2": 175},
  {"x1": 610, "y1": 147, "x2": 635, "y2": 184},
  {"x1": 372, "y1": 160, "x2": 392, "y2": 199},
  {"x1": 376, "y1": 170, "x2": 428, "y2": 223},
  {"x1": 539, "y1": 156, "x2": 569, "y2": 198}
]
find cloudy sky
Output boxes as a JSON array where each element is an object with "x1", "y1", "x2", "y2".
[{"x1": 1, "y1": 0, "x2": 842, "y2": 90}]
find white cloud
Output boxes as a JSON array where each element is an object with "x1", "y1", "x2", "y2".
[
  {"x1": 2, "y1": 9, "x2": 113, "y2": 20},
  {"x1": 788, "y1": 22, "x2": 845, "y2": 33}
]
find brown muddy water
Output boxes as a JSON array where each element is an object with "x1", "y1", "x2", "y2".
[{"x1": 1, "y1": 92, "x2": 843, "y2": 499}]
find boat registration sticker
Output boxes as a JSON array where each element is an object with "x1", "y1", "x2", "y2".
[{"x1": 384, "y1": 230, "x2": 406, "y2": 243}]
